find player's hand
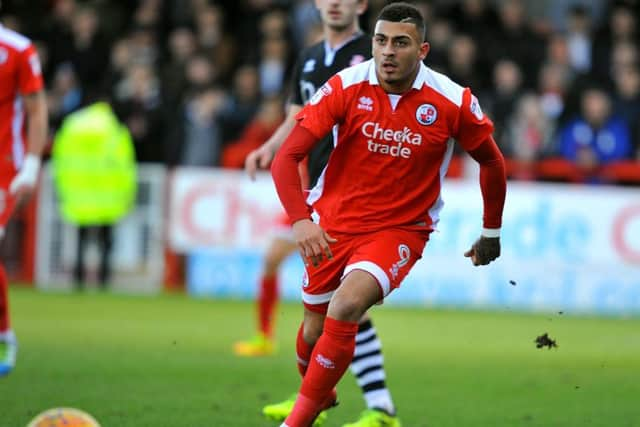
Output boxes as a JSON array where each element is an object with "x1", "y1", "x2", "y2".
[
  {"x1": 245, "y1": 143, "x2": 275, "y2": 181},
  {"x1": 9, "y1": 154, "x2": 40, "y2": 208},
  {"x1": 292, "y1": 219, "x2": 337, "y2": 267},
  {"x1": 464, "y1": 236, "x2": 500, "y2": 266}
]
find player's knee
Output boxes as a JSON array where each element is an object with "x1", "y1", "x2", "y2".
[
  {"x1": 302, "y1": 321, "x2": 322, "y2": 344},
  {"x1": 263, "y1": 241, "x2": 293, "y2": 273},
  {"x1": 327, "y1": 296, "x2": 365, "y2": 322},
  {"x1": 263, "y1": 253, "x2": 282, "y2": 275}
]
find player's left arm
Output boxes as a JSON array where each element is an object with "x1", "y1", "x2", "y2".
[
  {"x1": 22, "y1": 89, "x2": 48, "y2": 157},
  {"x1": 9, "y1": 89, "x2": 48, "y2": 201},
  {"x1": 464, "y1": 135, "x2": 506, "y2": 266},
  {"x1": 9, "y1": 44, "x2": 48, "y2": 201},
  {"x1": 455, "y1": 89, "x2": 506, "y2": 266}
]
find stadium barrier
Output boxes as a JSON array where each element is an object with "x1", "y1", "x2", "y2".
[
  {"x1": 24, "y1": 164, "x2": 640, "y2": 315},
  {"x1": 35, "y1": 163, "x2": 166, "y2": 293},
  {"x1": 171, "y1": 168, "x2": 640, "y2": 316}
]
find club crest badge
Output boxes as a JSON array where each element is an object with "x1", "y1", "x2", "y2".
[
  {"x1": 309, "y1": 82, "x2": 332, "y2": 105},
  {"x1": 416, "y1": 103, "x2": 437, "y2": 126},
  {"x1": 470, "y1": 95, "x2": 484, "y2": 120},
  {"x1": 349, "y1": 54, "x2": 366, "y2": 66}
]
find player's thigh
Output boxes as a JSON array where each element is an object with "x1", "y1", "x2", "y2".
[
  {"x1": 344, "y1": 228, "x2": 429, "y2": 299},
  {"x1": 302, "y1": 234, "x2": 355, "y2": 314},
  {"x1": 264, "y1": 236, "x2": 298, "y2": 266},
  {"x1": 329, "y1": 269, "x2": 381, "y2": 322},
  {"x1": 270, "y1": 212, "x2": 294, "y2": 241}
]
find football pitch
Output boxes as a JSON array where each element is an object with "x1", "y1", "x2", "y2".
[{"x1": 1, "y1": 287, "x2": 639, "y2": 427}]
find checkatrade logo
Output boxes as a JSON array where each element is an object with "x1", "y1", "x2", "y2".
[{"x1": 362, "y1": 121, "x2": 422, "y2": 159}]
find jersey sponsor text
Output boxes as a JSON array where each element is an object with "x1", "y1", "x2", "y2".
[{"x1": 363, "y1": 122, "x2": 422, "y2": 159}]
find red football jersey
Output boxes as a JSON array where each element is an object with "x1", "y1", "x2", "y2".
[
  {"x1": 0, "y1": 24, "x2": 44, "y2": 171},
  {"x1": 295, "y1": 59, "x2": 494, "y2": 233}
]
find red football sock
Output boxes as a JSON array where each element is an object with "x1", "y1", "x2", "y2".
[
  {"x1": 257, "y1": 275, "x2": 278, "y2": 338},
  {"x1": 296, "y1": 322, "x2": 313, "y2": 377},
  {"x1": 285, "y1": 317, "x2": 358, "y2": 426},
  {"x1": 0, "y1": 264, "x2": 10, "y2": 332}
]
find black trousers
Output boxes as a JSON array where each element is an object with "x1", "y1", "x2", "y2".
[{"x1": 73, "y1": 225, "x2": 113, "y2": 288}]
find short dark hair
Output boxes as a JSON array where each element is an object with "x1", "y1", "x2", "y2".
[{"x1": 376, "y1": 2, "x2": 425, "y2": 41}]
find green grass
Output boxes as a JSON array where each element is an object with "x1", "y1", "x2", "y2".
[{"x1": 1, "y1": 287, "x2": 639, "y2": 427}]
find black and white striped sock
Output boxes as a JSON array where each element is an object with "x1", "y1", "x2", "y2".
[{"x1": 350, "y1": 318, "x2": 396, "y2": 415}]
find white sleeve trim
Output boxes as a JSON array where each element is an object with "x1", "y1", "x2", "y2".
[{"x1": 481, "y1": 228, "x2": 501, "y2": 238}]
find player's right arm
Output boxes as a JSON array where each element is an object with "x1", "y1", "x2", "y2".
[
  {"x1": 272, "y1": 75, "x2": 345, "y2": 265},
  {"x1": 245, "y1": 103, "x2": 303, "y2": 180},
  {"x1": 271, "y1": 123, "x2": 336, "y2": 266}
]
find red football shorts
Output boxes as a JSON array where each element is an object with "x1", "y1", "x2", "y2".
[
  {"x1": 301, "y1": 227, "x2": 430, "y2": 313},
  {"x1": 0, "y1": 162, "x2": 17, "y2": 231}
]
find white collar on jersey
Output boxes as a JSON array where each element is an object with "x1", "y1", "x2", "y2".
[
  {"x1": 323, "y1": 31, "x2": 362, "y2": 67},
  {"x1": 368, "y1": 60, "x2": 428, "y2": 91}
]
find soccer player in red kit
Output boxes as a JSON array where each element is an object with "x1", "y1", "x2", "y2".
[
  {"x1": 0, "y1": 18, "x2": 48, "y2": 375},
  {"x1": 271, "y1": 3, "x2": 506, "y2": 426},
  {"x1": 244, "y1": 1, "x2": 403, "y2": 426}
]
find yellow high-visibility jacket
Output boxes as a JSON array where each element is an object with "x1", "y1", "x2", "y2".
[{"x1": 52, "y1": 102, "x2": 136, "y2": 225}]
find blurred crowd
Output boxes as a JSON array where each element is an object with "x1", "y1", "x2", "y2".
[{"x1": 1, "y1": 0, "x2": 639, "y2": 184}]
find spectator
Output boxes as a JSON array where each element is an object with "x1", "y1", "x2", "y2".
[
  {"x1": 44, "y1": 0, "x2": 77, "y2": 73},
  {"x1": 258, "y1": 36, "x2": 291, "y2": 96},
  {"x1": 493, "y1": 0, "x2": 546, "y2": 88},
  {"x1": 546, "y1": 0, "x2": 605, "y2": 33},
  {"x1": 538, "y1": 61, "x2": 571, "y2": 121},
  {"x1": 289, "y1": 0, "x2": 320, "y2": 51},
  {"x1": 557, "y1": 86, "x2": 633, "y2": 176},
  {"x1": 101, "y1": 37, "x2": 134, "y2": 99},
  {"x1": 161, "y1": 27, "x2": 198, "y2": 106},
  {"x1": 424, "y1": 15, "x2": 453, "y2": 72},
  {"x1": 0, "y1": 0, "x2": 636, "y2": 185},
  {"x1": 165, "y1": 85, "x2": 226, "y2": 167},
  {"x1": 488, "y1": 58, "x2": 524, "y2": 144},
  {"x1": 195, "y1": 4, "x2": 236, "y2": 80},
  {"x1": 592, "y1": 2, "x2": 638, "y2": 82},
  {"x1": 132, "y1": 0, "x2": 162, "y2": 30},
  {"x1": 505, "y1": 93, "x2": 556, "y2": 179},
  {"x1": 113, "y1": 62, "x2": 165, "y2": 163},
  {"x1": 612, "y1": 65, "x2": 640, "y2": 156},
  {"x1": 565, "y1": 4, "x2": 593, "y2": 74},
  {"x1": 127, "y1": 25, "x2": 160, "y2": 68},
  {"x1": 66, "y1": 6, "x2": 110, "y2": 95},
  {"x1": 221, "y1": 95, "x2": 284, "y2": 168},
  {"x1": 48, "y1": 63, "x2": 83, "y2": 129},
  {"x1": 183, "y1": 53, "x2": 218, "y2": 91},
  {"x1": 444, "y1": 0, "x2": 500, "y2": 45},
  {"x1": 446, "y1": 34, "x2": 486, "y2": 90},
  {"x1": 218, "y1": 64, "x2": 261, "y2": 144},
  {"x1": 52, "y1": 100, "x2": 137, "y2": 289},
  {"x1": 610, "y1": 41, "x2": 639, "y2": 79},
  {"x1": 547, "y1": 33, "x2": 575, "y2": 77}
]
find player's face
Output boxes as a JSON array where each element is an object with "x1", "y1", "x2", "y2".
[
  {"x1": 372, "y1": 20, "x2": 429, "y2": 94},
  {"x1": 315, "y1": 0, "x2": 367, "y2": 32}
]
